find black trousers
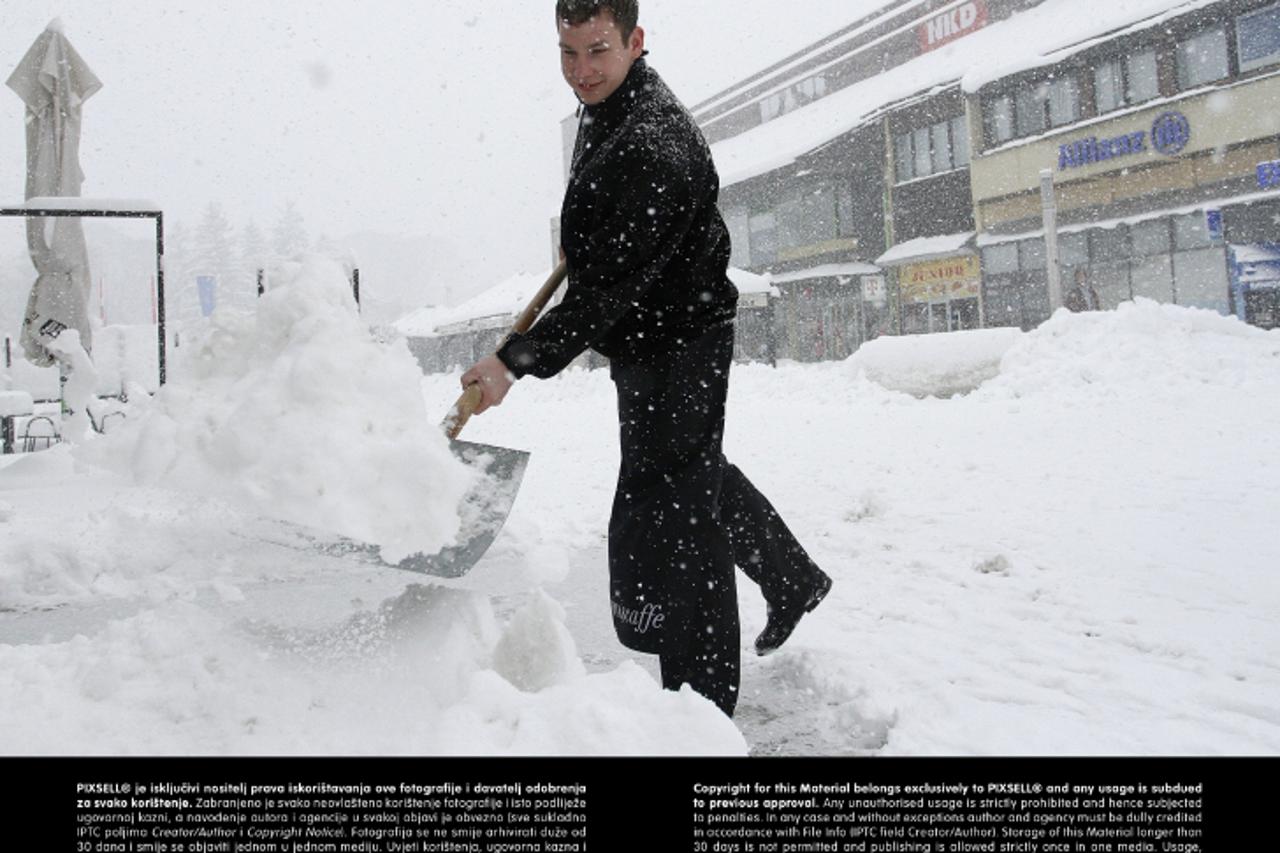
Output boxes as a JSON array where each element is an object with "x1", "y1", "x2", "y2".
[{"x1": 608, "y1": 323, "x2": 827, "y2": 717}]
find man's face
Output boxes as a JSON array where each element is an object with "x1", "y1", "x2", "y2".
[{"x1": 558, "y1": 11, "x2": 645, "y2": 106}]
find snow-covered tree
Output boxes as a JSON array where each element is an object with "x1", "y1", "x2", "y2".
[{"x1": 272, "y1": 201, "x2": 309, "y2": 262}]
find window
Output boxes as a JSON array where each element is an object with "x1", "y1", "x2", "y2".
[
  {"x1": 1174, "y1": 213, "x2": 1213, "y2": 250},
  {"x1": 1019, "y1": 238, "x2": 1047, "y2": 271},
  {"x1": 1131, "y1": 220, "x2": 1172, "y2": 256},
  {"x1": 1127, "y1": 51, "x2": 1160, "y2": 103},
  {"x1": 931, "y1": 123, "x2": 951, "y2": 174},
  {"x1": 982, "y1": 243, "x2": 1019, "y2": 274},
  {"x1": 1046, "y1": 76, "x2": 1080, "y2": 127},
  {"x1": 1011, "y1": 75, "x2": 1081, "y2": 137},
  {"x1": 1094, "y1": 50, "x2": 1159, "y2": 113},
  {"x1": 1016, "y1": 86, "x2": 1047, "y2": 136},
  {"x1": 748, "y1": 212, "x2": 777, "y2": 265},
  {"x1": 758, "y1": 75, "x2": 829, "y2": 123},
  {"x1": 894, "y1": 116, "x2": 970, "y2": 182},
  {"x1": 913, "y1": 127, "x2": 931, "y2": 177},
  {"x1": 1095, "y1": 61, "x2": 1124, "y2": 114},
  {"x1": 1238, "y1": 3, "x2": 1280, "y2": 72},
  {"x1": 986, "y1": 94, "x2": 1014, "y2": 145},
  {"x1": 895, "y1": 133, "x2": 914, "y2": 181},
  {"x1": 1177, "y1": 25, "x2": 1230, "y2": 89},
  {"x1": 1090, "y1": 228, "x2": 1129, "y2": 262},
  {"x1": 725, "y1": 206, "x2": 752, "y2": 269},
  {"x1": 951, "y1": 115, "x2": 970, "y2": 166},
  {"x1": 1060, "y1": 233, "x2": 1089, "y2": 267}
]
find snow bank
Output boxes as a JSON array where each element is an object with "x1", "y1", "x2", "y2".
[
  {"x1": 982, "y1": 299, "x2": 1280, "y2": 400},
  {"x1": 0, "y1": 584, "x2": 745, "y2": 755},
  {"x1": 847, "y1": 327, "x2": 1023, "y2": 397},
  {"x1": 77, "y1": 255, "x2": 473, "y2": 563}
]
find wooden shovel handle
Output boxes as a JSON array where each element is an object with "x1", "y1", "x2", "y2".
[
  {"x1": 442, "y1": 259, "x2": 569, "y2": 440},
  {"x1": 512, "y1": 258, "x2": 569, "y2": 335}
]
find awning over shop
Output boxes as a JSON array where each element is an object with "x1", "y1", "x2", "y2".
[
  {"x1": 770, "y1": 262, "x2": 880, "y2": 284},
  {"x1": 875, "y1": 232, "x2": 975, "y2": 267}
]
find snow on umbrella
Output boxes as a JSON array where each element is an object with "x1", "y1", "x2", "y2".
[{"x1": 5, "y1": 19, "x2": 102, "y2": 367}]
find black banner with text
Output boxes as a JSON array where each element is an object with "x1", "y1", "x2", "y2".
[{"x1": 4, "y1": 756, "x2": 1267, "y2": 851}]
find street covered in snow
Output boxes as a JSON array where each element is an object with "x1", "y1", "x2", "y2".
[{"x1": 1, "y1": 258, "x2": 1277, "y2": 756}]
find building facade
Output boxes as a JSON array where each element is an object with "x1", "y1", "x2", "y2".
[
  {"x1": 645, "y1": 0, "x2": 1278, "y2": 359},
  {"x1": 404, "y1": 0, "x2": 1280, "y2": 376}
]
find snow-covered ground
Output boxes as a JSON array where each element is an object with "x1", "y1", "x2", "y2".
[{"x1": 1, "y1": 260, "x2": 1277, "y2": 755}]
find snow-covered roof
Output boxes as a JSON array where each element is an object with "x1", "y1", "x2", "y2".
[
  {"x1": 727, "y1": 266, "x2": 777, "y2": 296},
  {"x1": 876, "y1": 232, "x2": 975, "y2": 267},
  {"x1": 771, "y1": 262, "x2": 880, "y2": 283},
  {"x1": 710, "y1": 0, "x2": 1196, "y2": 189},
  {"x1": 397, "y1": 266, "x2": 775, "y2": 337},
  {"x1": 395, "y1": 269, "x2": 553, "y2": 337}
]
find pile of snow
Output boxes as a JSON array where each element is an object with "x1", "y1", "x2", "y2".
[
  {"x1": 847, "y1": 327, "x2": 1022, "y2": 397},
  {"x1": 982, "y1": 299, "x2": 1280, "y2": 399},
  {"x1": 0, "y1": 581, "x2": 745, "y2": 754},
  {"x1": 78, "y1": 255, "x2": 473, "y2": 563}
]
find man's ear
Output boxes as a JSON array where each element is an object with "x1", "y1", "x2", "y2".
[{"x1": 629, "y1": 25, "x2": 645, "y2": 59}]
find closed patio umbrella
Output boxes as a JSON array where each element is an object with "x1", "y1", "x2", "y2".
[{"x1": 5, "y1": 19, "x2": 102, "y2": 366}]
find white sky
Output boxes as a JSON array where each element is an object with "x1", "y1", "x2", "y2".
[{"x1": 1, "y1": 1, "x2": 884, "y2": 287}]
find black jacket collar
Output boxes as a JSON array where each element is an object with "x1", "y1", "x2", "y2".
[{"x1": 580, "y1": 55, "x2": 650, "y2": 129}]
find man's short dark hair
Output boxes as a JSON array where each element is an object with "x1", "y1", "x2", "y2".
[{"x1": 556, "y1": 1, "x2": 640, "y2": 41}]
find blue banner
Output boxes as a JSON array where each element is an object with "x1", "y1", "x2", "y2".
[{"x1": 196, "y1": 275, "x2": 217, "y2": 317}]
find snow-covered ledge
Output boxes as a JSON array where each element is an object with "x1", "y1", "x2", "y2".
[
  {"x1": 0, "y1": 391, "x2": 35, "y2": 418},
  {"x1": 4, "y1": 197, "x2": 162, "y2": 213}
]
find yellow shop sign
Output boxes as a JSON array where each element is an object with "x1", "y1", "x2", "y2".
[{"x1": 901, "y1": 255, "x2": 980, "y2": 303}]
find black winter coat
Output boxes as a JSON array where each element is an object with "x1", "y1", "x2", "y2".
[{"x1": 497, "y1": 58, "x2": 738, "y2": 379}]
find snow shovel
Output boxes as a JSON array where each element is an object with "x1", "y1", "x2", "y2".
[{"x1": 266, "y1": 260, "x2": 569, "y2": 577}]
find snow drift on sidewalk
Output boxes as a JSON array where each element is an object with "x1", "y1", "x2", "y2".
[{"x1": 78, "y1": 255, "x2": 473, "y2": 563}]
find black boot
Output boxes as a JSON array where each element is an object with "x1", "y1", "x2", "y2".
[{"x1": 754, "y1": 574, "x2": 832, "y2": 656}]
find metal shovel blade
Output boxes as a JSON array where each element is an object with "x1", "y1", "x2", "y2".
[
  {"x1": 304, "y1": 438, "x2": 529, "y2": 578},
  {"x1": 402, "y1": 438, "x2": 530, "y2": 577},
  {"x1": 258, "y1": 439, "x2": 529, "y2": 577}
]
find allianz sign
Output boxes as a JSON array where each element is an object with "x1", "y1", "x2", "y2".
[{"x1": 1058, "y1": 112, "x2": 1192, "y2": 171}]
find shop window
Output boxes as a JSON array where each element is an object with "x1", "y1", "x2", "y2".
[
  {"x1": 895, "y1": 115, "x2": 970, "y2": 182},
  {"x1": 985, "y1": 94, "x2": 1014, "y2": 145},
  {"x1": 1090, "y1": 228, "x2": 1129, "y2": 262},
  {"x1": 982, "y1": 243, "x2": 1019, "y2": 274},
  {"x1": 1060, "y1": 233, "x2": 1090, "y2": 267},
  {"x1": 1175, "y1": 247, "x2": 1230, "y2": 314},
  {"x1": 1177, "y1": 25, "x2": 1230, "y2": 89},
  {"x1": 1019, "y1": 238, "x2": 1047, "y2": 271},
  {"x1": 1131, "y1": 219, "x2": 1172, "y2": 256},
  {"x1": 1094, "y1": 49, "x2": 1159, "y2": 113},
  {"x1": 1238, "y1": 3, "x2": 1280, "y2": 72},
  {"x1": 1174, "y1": 213, "x2": 1213, "y2": 250}
]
